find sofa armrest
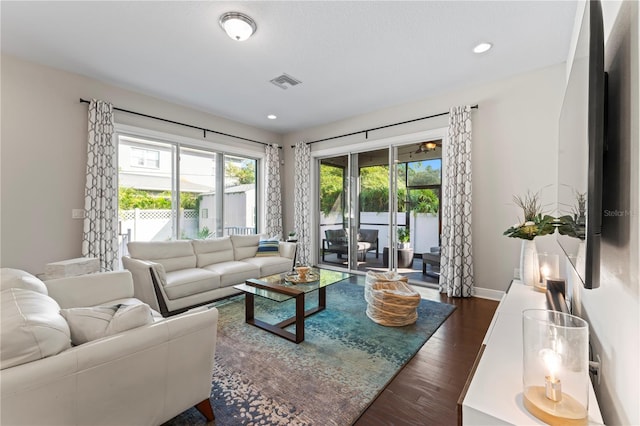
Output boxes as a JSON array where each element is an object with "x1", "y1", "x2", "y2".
[
  {"x1": 122, "y1": 257, "x2": 162, "y2": 312},
  {"x1": 0, "y1": 306, "x2": 218, "y2": 426},
  {"x1": 278, "y1": 241, "x2": 297, "y2": 259},
  {"x1": 44, "y1": 271, "x2": 134, "y2": 309}
]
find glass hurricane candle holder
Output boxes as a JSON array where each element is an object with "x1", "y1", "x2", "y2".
[
  {"x1": 522, "y1": 309, "x2": 589, "y2": 425},
  {"x1": 536, "y1": 253, "x2": 560, "y2": 292}
]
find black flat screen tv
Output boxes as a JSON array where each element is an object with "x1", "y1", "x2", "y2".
[{"x1": 557, "y1": 0, "x2": 605, "y2": 289}]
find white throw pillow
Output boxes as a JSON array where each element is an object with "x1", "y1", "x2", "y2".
[
  {"x1": 1, "y1": 288, "x2": 71, "y2": 369},
  {"x1": 61, "y1": 303, "x2": 154, "y2": 346}
]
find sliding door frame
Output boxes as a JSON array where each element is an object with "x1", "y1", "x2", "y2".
[{"x1": 310, "y1": 127, "x2": 447, "y2": 270}]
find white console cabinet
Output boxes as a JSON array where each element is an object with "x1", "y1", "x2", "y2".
[{"x1": 460, "y1": 280, "x2": 604, "y2": 425}]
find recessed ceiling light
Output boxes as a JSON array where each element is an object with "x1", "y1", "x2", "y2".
[
  {"x1": 473, "y1": 42, "x2": 493, "y2": 54},
  {"x1": 219, "y1": 12, "x2": 257, "y2": 41},
  {"x1": 267, "y1": 114, "x2": 277, "y2": 120}
]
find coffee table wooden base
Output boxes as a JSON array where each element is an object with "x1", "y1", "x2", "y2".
[{"x1": 244, "y1": 279, "x2": 328, "y2": 344}]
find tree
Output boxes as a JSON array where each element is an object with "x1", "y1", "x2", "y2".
[
  {"x1": 360, "y1": 165, "x2": 390, "y2": 212},
  {"x1": 225, "y1": 161, "x2": 255, "y2": 186},
  {"x1": 319, "y1": 164, "x2": 345, "y2": 215}
]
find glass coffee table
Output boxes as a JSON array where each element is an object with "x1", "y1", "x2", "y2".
[{"x1": 233, "y1": 268, "x2": 351, "y2": 343}]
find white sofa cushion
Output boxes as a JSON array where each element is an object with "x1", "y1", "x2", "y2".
[
  {"x1": 1, "y1": 268, "x2": 48, "y2": 295},
  {"x1": 192, "y1": 237, "x2": 234, "y2": 267},
  {"x1": 163, "y1": 268, "x2": 220, "y2": 300},
  {"x1": 242, "y1": 256, "x2": 294, "y2": 277},
  {"x1": 202, "y1": 261, "x2": 260, "y2": 287},
  {"x1": 1, "y1": 288, "x2": 71, "y2": 369},
  {"x1": 230, "y1": 234, "x2": 261, "y2": 260},
  {"x1": 61, "y1": 303, "x2": 154, "y2": 345},
  {"x1": 128, "y1": 241, "x2": 196, "y2": 272}
]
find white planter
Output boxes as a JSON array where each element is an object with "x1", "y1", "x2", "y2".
[
  {"x1": 398, "y1": 242, "x2": 411, "y2": 249},
  {"x1": 520, "y1": 239, "x2": 540, "y2": 286}
]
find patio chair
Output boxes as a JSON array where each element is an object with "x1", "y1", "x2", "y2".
[
  {"x1": 322, "y1": 229, "x2": 371, "y2": 262},
  {"x1": 322, "y1": 229, "x2": 348, "y2": 261},
  {"x1": 358, "y1": 229, "x2": 379, "y2": 259},
  {"x1": 422, "y1": 246, "x2": 441, "y2": 276}
]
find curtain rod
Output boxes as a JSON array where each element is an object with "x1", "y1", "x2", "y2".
[
  {"x1": 290, "y1": 104, "x2": 478, "y2": 148},
  {"x1": 79, "y1": 98, "x2": 279, "y2": 148}
]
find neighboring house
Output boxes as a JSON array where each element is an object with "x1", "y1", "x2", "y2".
[{"x1": 118, "y1": 139, "x2": 256, "y2": 241}]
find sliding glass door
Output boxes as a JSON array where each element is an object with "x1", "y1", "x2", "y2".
[
  {"x1": 318, "y1": 155, "x2": 349, "y2": 266},
  {"x1": 316, "y1": 140, "x2": 442, "y2": 283}
]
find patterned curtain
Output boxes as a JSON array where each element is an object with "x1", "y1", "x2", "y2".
[
  {"x1": 264, "y1": 144, "x2": 283, "y2": 238},
  {"x1": 294, "y1": 141, "x2": 311, "y2": 265},
  {"x1": 81, "y1": 99, "x2": 118, "y2": 271},
  {"x1": 439, "y1": 105, "x2": 474, "y2": 297}
]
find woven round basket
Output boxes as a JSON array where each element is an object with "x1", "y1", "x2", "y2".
[
  {"x1": 365, "y1": 280, "x2": 420, "y2": 327},
  {"x1": 366, "y1": 305, "x2": 418, "y2": 327},
  {"x1": 364, "y1": 271, "x2": 409, "y2": 304},
  {"x1": 365, "y1": 271, "x2": 408, "y2": 285}
]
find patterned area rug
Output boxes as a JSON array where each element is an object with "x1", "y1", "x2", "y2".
[{"x1": 164, "y1": 276, "x2": 455, "y2": 426}]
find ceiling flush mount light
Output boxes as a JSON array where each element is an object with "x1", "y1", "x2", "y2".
[
  {"x1": 416, "y1": 141, "x2": 439, "y2": 153},
  {"x1": 267, "y1": 114, "x2": 277, "y2": 120},
  {"x1": 424, "y1": 141, "x2": 438, "y2": 151},
  {"x1": 219, "y1": 12, "x2": 256, "y2": 41},
  {"x1": 473, "y1": 42, "x2": 493, "y2": 54}
]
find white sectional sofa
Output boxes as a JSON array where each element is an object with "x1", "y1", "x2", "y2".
[
  {"x1": 0, "y1": 268, "x2": 219, "y2": 426},
  {"x1": 123, "y1": 234, "x2": 296, "y2": 316}
]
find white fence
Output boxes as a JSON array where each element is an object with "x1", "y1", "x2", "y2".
[
  {"x1": 119, "y1": 209, "x2": 199, "y2": 241},
  {"x1": 119, "y1": 208, "x2": 256, "y2": 243}
]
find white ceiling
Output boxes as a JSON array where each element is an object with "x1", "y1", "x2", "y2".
[{"x1": 1, "y1": 1, "x2": 577, "y2": 134}]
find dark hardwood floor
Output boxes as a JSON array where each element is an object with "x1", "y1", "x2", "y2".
[{"x1": 354, "y1": 287, "x2": 499, "y2": 426}]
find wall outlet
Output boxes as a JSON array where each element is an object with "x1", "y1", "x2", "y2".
[
  {"x1": 514, "y1": 268, "x2": 521, "y2": 280},
  {"x1": 71, "y1": 209, "x2": 85, "y2": 219}
]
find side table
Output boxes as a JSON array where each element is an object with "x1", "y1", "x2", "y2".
[{"x1": 382, "y1": 247, "x2": 414, "y2": 268}]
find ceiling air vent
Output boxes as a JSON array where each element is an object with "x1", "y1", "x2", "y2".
[{"x1": 270, "y1": 73, "x2": 302, "y2": 90}]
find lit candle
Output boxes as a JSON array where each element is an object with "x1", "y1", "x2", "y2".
[
  {"x1": 540, "y1": 264, "x2": 550, "y2": 285},
  {"x1": 541, "y1": 348, "x2": 562, "y2": 402}
]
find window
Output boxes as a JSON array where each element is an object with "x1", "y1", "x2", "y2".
[
  {"x1": 117, "y1": 134, "x2": 260, "y2": 261},
  {"x1": 131, "y1": 147, "x2": 160, "y2": 168}
]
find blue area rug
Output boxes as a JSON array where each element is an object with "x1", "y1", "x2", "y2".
[{"x1": 164, "y1": 276, "x2": 455, "y2": 425}]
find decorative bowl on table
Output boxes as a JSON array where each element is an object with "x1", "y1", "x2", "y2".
[
  {"x1": 295, "y1": 266, "x2": 310, "y2": 279},
  {"x1": 285, "y1": 268, "x2": 319, "y2": 284}
]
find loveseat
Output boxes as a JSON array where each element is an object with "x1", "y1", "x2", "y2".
[
  {"x1": 0, "y1": 268, "x2": 219, "y2": 426},
  {"x1": 123, "y1": 234, "x2": 296, "y2": 316}
]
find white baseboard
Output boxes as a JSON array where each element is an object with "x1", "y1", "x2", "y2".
[{"x1": 473, "y1": 286, "x2": 504, "y2": 301}]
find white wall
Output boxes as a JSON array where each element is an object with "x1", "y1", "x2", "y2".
[
  {"x1": 565, "y1": 1, "x2": 639, "y2": 425},
  {"x1": 0, "y1": 54, "x2": 282, "y2": 273},
  {"x1": 283, "y1": 64, "x2": 566, "y2": 292}
]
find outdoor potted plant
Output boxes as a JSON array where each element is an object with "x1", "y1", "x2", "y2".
[{"x1": 397, "y1": 227, "x2": 410, "y2": 249}]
